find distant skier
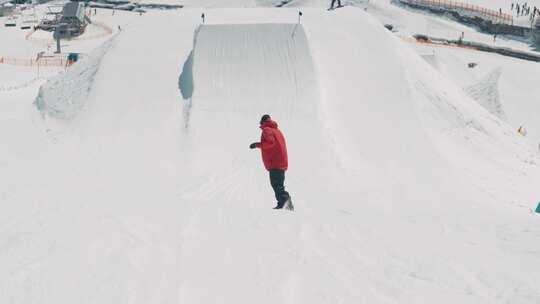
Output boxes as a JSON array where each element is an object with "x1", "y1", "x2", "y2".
[
  {"x1": 518, "y1": 126, "x2": 527, "y2": 136},
  {"x1": 249, "y1": 115, "x2": 293, "y2": 210},
  {"x1": 330, "y1": 0, "x2": 342, "y2": 10}
]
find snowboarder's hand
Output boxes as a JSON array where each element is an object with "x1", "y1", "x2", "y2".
[{"x1": 249, "y1": 142, "x2": 259, "y2": 149}]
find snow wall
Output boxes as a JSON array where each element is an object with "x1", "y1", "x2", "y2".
[{"x1": 34, "y1": 37, "x2": 114, "y2": 119}]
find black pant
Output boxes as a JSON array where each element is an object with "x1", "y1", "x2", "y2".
[
  {"x1": 331, "y1": 0, "x2": 342, "y2": 8},
  {"x1": 269, "y1": 169, "x2": 290, "y2": 207}
]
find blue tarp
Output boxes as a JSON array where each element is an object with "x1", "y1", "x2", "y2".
[{"x1": 67, "y1": 53, "x2": 79, "y2": 62}]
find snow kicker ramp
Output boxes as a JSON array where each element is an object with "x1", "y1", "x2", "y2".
[
  {"x1": 176, "y1": 23, "x2": 352, "y2": 303},
  {"x1": 185, "y1": 23, "x2": 329, "y2": 185},
  {"x1": 190, "y1": 23, "x2": 317, "y2": 118}
]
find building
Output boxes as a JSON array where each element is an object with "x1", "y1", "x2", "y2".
[
  {"x1": 0, "y1": 1, "x2": 14, "y2": 17},
  {"x1": 57, "y1": 1, "x2": 89, "y2": 37}
]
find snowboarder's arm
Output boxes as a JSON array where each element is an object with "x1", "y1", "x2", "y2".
[{"x1": 249, "y1": 142, "x2": 259, "y2": 149}]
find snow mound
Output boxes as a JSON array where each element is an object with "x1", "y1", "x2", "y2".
[{"x1": 34, "y1": 38, "x2": 114, "y2": 119}]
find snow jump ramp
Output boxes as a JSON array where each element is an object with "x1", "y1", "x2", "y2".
[
  {"x1": 184, "y1": 23, "x2": 326, "y2": 180},
  {"x1": 188, "y1": 23, "x2": 318, "y2": 119}
]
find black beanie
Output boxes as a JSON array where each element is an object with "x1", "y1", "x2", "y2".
[{"x1": 260, "y1": 114, "x2": 271, "y2": 125}]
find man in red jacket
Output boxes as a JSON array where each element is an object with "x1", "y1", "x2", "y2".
[{"x1": 250, "y1": 115, "x2": 293, "y2": 210}]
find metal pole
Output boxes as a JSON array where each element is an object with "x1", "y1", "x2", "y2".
[{"x1": 56, "y1": 37, "x2": 61, "y2": 54}]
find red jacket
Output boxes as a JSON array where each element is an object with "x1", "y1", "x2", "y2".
[{"x1": 256, "y1": 119, "x2": 288, "y2": 171}]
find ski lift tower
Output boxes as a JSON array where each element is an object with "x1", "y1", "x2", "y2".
[{"x1": 53, "y1": 23, "x2": 69, "y2": 53}]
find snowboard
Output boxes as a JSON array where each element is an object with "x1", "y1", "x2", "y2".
[{"x1": 274, "y1": 198, "x2": 294, "y2": 211}]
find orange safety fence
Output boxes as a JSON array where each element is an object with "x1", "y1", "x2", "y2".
[
  {"x1": 73, "y1": 21, "x2": 113, "y2": 41},
  {"x1": 402, "y1": 0, "x2": 514, "y2": 25},
  {"x1": 401, "y1": 36, "x2": 479, "y2": 51},
  {"x1": 25, "y1": 20, "x2": 113, "y2": 43},
  {"x1": 0, "y1": 55, "x2": 69, "y2": 67}
]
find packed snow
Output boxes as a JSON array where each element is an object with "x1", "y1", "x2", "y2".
[{"x1": 1, "y1": 1, "x2": 539, "y2": 303}]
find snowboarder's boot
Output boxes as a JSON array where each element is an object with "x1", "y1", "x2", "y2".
[
  {"x1": 273, "y1": 197, "x2": 293, "y2": 211},
  {"x1": 273, "y1": 201, "x2": 284, "y2": 209}
]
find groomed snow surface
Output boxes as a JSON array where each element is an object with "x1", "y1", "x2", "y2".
[{"x1": 1, "y1": 5, "x2": 540, "y2": 304}]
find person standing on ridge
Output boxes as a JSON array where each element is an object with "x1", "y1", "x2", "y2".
[
  {"x1": 330, "y1": 0, "x2": 342, "y2": 10},
  {"x1": 250, "y1": 115, "x2": 294, "y2": 210}
]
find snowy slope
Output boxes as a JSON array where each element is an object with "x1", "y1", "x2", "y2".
[
  {"x1": 364, "y1": 0, "x2": 540, "y2": 142},
  {"x1": 1, "y1": 6, "x2": 540, "y2": 304},
  {"x1": 423, "y1": 45, "x2": 540, "y2": 142}
]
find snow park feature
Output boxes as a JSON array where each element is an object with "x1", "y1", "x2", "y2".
[
  {"x1": 1, "y1": 2, "x2": 540, "y2": 304},
  {"x1": 34, "y1": 37, "x2": 114, "y2": 119}
]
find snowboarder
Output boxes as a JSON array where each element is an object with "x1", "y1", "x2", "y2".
[
  {"x1": 330, "y1": 0, "x2": 342, "y2": 10},
  {"x1": 249, "y1": 115, "x2": 293, "y2": 210}
]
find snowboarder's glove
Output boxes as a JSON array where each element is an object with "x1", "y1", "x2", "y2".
[{"x1": 249, "y1": 142, "x2": 259, "y2": 149}]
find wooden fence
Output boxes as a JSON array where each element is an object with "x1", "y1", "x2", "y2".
[{"x1": 401, "y1": 0, "x2": 514, "y2": 25}]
